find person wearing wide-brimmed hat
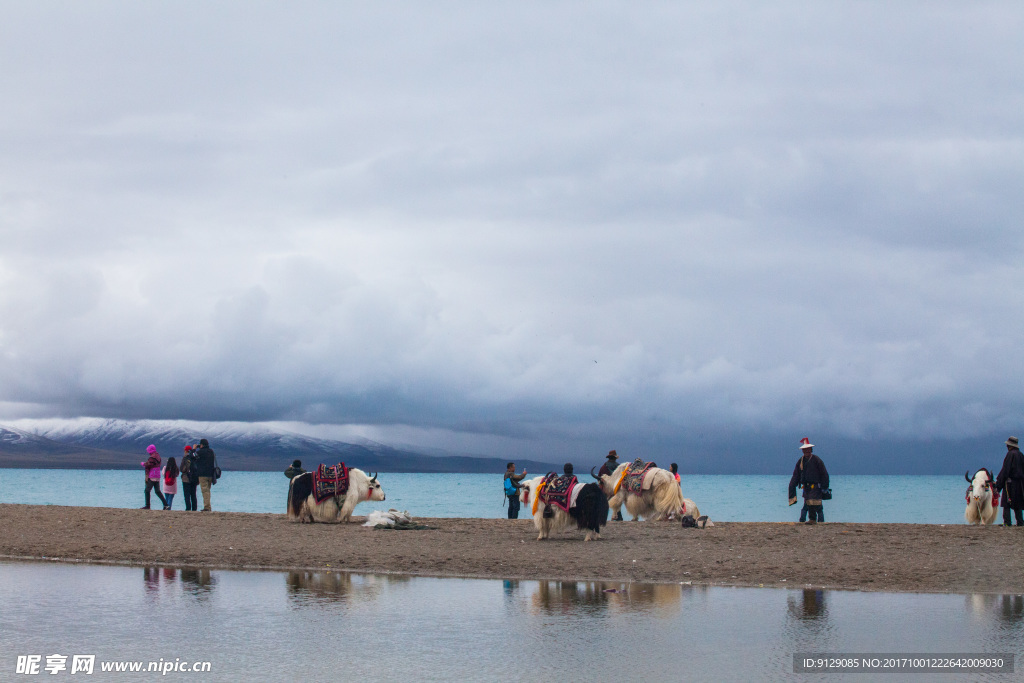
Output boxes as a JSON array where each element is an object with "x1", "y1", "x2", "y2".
[
  {"x1": 598, "y1": 450, "x2": 623, "y2": 520},
  {"x1": 788, "y1": 438, "x2": 829, "y2": 523},
  {"x1": 995, "y1": 436, "x2": 1024, "y2": 527},
  {"x1": 598, "y1": 450, "x2": 619, "y2": 478}
]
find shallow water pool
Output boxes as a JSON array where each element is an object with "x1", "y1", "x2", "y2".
[{"x1": 0, "y1": 561, "x2": 1020, "y2": 681}]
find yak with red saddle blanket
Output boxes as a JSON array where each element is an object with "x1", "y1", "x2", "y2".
[
  {"x1": 519, "y1": 473, "x2": 609, "y2": 541},
  {"x1": 287, "y1": 464, "x2": 386, "y2": 523}
]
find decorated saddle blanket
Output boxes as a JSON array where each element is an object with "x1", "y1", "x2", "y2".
[
  {"x1": 538, "y1": 473, "x2": 578, "y2": 514},
  {"x1": 313, "y1": 463, "x2": 350, "y2": 504},
  {"x1": 622, "y1": 458, "x2": 655, "y2": 496}
]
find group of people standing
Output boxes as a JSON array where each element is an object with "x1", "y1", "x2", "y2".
[{"x1": 140, "y1": 439, "x2": 218, "y2": 512}]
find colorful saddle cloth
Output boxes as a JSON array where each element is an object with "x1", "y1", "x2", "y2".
[
  {"x1": 313, "y1": 463, "x2": 350, "y2": 504},
  {"x1": 622, "y1": 458, "x2": 655, "y2": 496},
  {"x1": 538, "y1": 473, "x2": 578, "y2": 514}
]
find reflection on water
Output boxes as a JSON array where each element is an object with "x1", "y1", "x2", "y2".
[
  {"x1": 180, "y1": 568, "x2": 216, "y2": 596},
  {"x1": 284, "y1": 570, "x2": 412, "y2": 606},
  {"x1": 287, "y1": 569, "x2": 353, "y2": 603},
  {"x1": 529, "y1": 580, "x2": 689, "y2": 618},
  {"x1": 1, "y1": 562, "x2": 1022, "y2": 682},
  {"x1": 140, "y1": 566, "x2": 218, "y2": 600},
  {"x1": 787, "y1": 588, "x2": 828, "y2": 620},
  {"x1": 967, "y1": 592, "x2": 1024, "y2": 624},
  {"x1": 1001, "y1": 594, "x2": 1024, "y2": 622}
]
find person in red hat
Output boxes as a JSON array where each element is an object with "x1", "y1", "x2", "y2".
[{"x1": 788, "y1": 438, "x2": 829, "y2": 523}]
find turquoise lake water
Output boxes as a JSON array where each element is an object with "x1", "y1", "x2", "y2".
[
  {"x1": 0, "y1": 469, "x2": 975, "y2": 523},
  {"x1": 1, "y1": 561, "x2": 1020, "y2": 682}
]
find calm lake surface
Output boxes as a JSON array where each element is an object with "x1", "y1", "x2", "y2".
[
  {"x1": 0, "y1": 470, "x2": 975, "y2": 523},
  {"x1": 1, "y1": 561, "x2": 1020, "y2": 682}
]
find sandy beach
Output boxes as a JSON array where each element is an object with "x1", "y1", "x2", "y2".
[{"x1": 1, "y1": 504, "x2": 1022, "y2": 594}]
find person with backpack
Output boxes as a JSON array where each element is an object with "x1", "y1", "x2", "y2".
[
  {"x1": 140, "y1": 445, "x2": 168, "y2": 510},
  {"x1": 504, "y1": 462, "x2": 527, "y2": 519},
  {"x1": 180, "y1": 445, "x2": 199, "y2": 511},
  {"x1": 161, "y1": 456, "x2": 179, "y2": 510}
]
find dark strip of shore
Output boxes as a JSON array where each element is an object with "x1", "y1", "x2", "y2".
[{"x1": 1, "y1": 504, "x2": 1021, "y2": 594}]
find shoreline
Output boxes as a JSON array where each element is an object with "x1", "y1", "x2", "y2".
[{"x1": 2, "y1": 504, "x2": 1022, "y2": 594}]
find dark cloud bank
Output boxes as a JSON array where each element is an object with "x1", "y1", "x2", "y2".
[{"x1": 1, "y1": 4, "x2": 1022, "y2": 473}]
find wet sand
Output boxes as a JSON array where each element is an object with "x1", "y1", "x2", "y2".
[{"x1": 1, "y1": 504, "x2": 1022, "y2": 593}]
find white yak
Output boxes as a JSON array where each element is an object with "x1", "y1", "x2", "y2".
[
  {"x1": 964, "y1": 469, "x2": 998, "y2": 526},
  {"x1": 287, "y1": 468, "x2": 385, "y2": 523}
]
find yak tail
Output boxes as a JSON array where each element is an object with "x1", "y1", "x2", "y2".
[
  {"x1": 288, "y1": 472, "x2": 313, "y2": 519},
  {"x1": 653, "y1": 470, "x2": 685, "y2": 515}
]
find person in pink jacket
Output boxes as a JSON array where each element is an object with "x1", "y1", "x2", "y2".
[
  {"x1": 141, "y1": 445, "x2": 168, "y2": 510},
  {"x1": 161, "y1": 457, "x2": 180, "y2": 510}
]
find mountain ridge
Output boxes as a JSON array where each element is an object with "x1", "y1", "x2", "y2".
[{"x1": 0, "y1": 419, "x2": 561, "y2": 474}]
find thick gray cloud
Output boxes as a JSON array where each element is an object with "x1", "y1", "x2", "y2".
[{"x1": 1, "y1": 2, "x2": 1022, "y2": 464}]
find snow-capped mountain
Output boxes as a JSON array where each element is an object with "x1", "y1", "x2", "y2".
[
  {"x1": 0, "y1": 418, "x2": 559, "y2": 473},
  {"x1": 0, "y1": 425, "x2": 123, "y2": 468},
  {"x1": 24, "y1": 418, "x2": 355, "y2": 457}
]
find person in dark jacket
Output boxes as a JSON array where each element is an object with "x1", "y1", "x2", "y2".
[
  {"x1": 598, "y1": 450, "x2": 619, "y2": 478},
  {"x1": 788, "y1": 438, "x2": 829, "y2": 523},
  {"x1": 599, "y1": 450, "x2": 623, "y2": 520},
  {"x1": 285, "y1": 460, "x2": 306, "y2": 480},
  {"x1": 995, "y1": 436, "x2": 1024, "y2": 527},
  {"x1": 192, "y1": 439, "x2": 217, "y2": 512},
  {"x1": 180, "y1": 445, "x2": 199, "y2": 511}
]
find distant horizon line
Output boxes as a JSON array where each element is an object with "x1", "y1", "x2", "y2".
[{"x1": 0, "y1": 465, "x2": 965, "y2": 476}]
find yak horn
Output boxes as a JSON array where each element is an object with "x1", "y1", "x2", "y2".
[
  {"x1": 591, "y1": 466, "x2": 600, "y2": 481},
  {"x1": 370, "y1": 472, "x2": 378, "y2": 482},
  {"x1": 965, "y1": 470, "x2": 972, "y2": 483}
]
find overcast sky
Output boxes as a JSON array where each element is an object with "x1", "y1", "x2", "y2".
[{"x1": 1, "y1": 2, "x2": 1022, "y2": 467}]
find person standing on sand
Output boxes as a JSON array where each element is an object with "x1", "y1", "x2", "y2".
[
  {"x1": 285, "y1": 460, "x2": 306, "y2": 479},
  {"x1": 995, "y1": 436, "x2": 1024, "y2": 527},
  {"x1": 161, "y1": 457, "x2": 179, "y2": 510},
  {"x1": 788, "y1": 438, "x2": 828, "y2": 524},
  {"x1": 141, "y1": 445, "x2": 168, "y2": 510},
  {"x1": 180, "y1": 445, "x2": 199, "y2": 511},
  {"x1": 599, "y1": 451, "x2": 623, "y2": 521},
  {"x1": 504, "y1": 462, "x2": 527, "y2": 519},
  {"x1": 193, "y1": 439, "x2": 216, "y2": 512}
]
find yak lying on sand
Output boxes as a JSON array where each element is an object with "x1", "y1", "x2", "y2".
[
  {"x1": 520, "y1": 474, "x2": 610, "y2": 541},
  {"x1": 594, "y1": 460, "x2": 685, "y2": 522},
  {"x1": 287, "y1": 467, "x2": 385, "y2": 523},
  {"x1": 965, "y1": 469, "x2": 998, "y2": 526},
  {"x1": 664, "y1": 498, "x2": 702, "y2": 522}
]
